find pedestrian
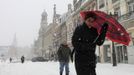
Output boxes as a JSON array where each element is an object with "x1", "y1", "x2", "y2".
[
  {"x1": 9, "y1": 57, "x2": 12, "y2": 63},
  {"x1": 71, "y1": 14, "x2": 108, "y2": 75},
  {"x1": 57, "y1": 42, "x2": 72, "y2": 75},
  {"x1": 21, "y1": 56, "x2": 25, "y2": 63}
]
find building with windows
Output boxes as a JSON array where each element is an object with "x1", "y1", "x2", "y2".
[
  {"x1": 66, "y1": 4, "x2": 74, "y2": 47},
  {"x1": 97, "y1": 0, "x2": 134, "y2": 64},
  {"x1": 33, "y1": 10, "x2": 48, "y2": 57}
]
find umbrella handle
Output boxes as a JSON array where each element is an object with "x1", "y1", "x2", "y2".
[
  {"x1": 93, "y1": 35, "x2": 99, "y2": 44},
  {"x1": 93, "y1": 23, "x2": 108, "y2": 45}
]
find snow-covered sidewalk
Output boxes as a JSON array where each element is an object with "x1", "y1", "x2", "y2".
[{"x1": 0, "y1": 61, "x2": 134, "y2": 75}]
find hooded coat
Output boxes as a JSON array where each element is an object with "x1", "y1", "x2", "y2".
[
  {"x1": 57, "y1": 44, "x2": 71, "y2": 62},
  {"x1": 72, "y1": 22, "x2": 108, "y2": 75}
]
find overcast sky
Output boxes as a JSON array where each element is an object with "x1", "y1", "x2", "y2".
[{"x1": 0, "y1": 0, "x2": 73, "y2": 47}]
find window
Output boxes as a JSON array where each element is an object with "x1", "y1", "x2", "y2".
[
  {"x1": 130, "y1": 0, "x2": 134, "y2": 3},
  {"x1": 99, "y1": 0, "x2": 105, "y2": 9},
  {"x1": 129, "y1": 6, "x2": 132, "y2": 12},
  {"x1": 127, "y1": 0, "x2": 134, "y2": 12},
  {"x1": 112, "y1": 0, "x2": 117, "y2": 3},
  {"x1": 133, "y1": 4, "x2": 134, "y2": 11},
  {"x1": 82, "y1": 0, "x2": 86, "y2": 3},
  {"x1": 114, "y1": 7, "x2": 121, "y2": 17}
]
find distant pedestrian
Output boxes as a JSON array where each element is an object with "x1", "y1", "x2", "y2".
[
  {"x1": 21, "y1": 56, "x2": 25, "y2": 63},
  {"x1": 57, "y1": 42, "x2": 71, "y2": 75},
  {"x1": 9, "y1": 57, "x2": 12, "y2": 63}
]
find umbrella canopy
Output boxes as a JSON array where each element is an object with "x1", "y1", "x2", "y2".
[{"x1": 80, "y1": 10, "x2": 131, "y2": 46}]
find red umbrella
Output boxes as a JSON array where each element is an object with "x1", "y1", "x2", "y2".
[{"x1": 80, "y1": 10, "x2": 131, "y2": 46}]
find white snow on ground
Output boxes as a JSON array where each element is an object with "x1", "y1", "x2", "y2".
[{"x1": 0, "y1": 61, "x2": 134, "y2": 75}]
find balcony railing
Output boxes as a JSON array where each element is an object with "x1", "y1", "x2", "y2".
[
  {"x1": 112, "y1": 0, "x2": 119, "y2": 4},
  {"x1": 118, "y1": 11, "x2": 134, "y2": 29},
  {"x1": 74, "y1": 0, "x2": 82, "y2": 11},
  {"x1": 118, "y1": 11, "x2": 134, "y2": 22}
]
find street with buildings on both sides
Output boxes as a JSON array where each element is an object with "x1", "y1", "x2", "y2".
[{"x1": 1, "y1": 1, "x2": 134, "y2": 75}]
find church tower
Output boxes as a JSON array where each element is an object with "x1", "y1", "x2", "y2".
[{"x1": 41, "y1": 9, "x2": 48, "y2": 29}]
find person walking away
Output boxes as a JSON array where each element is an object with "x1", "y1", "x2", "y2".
[
  {"x1": 57, "y1": 43, "x2": 71, "y2": 75},
  {"x1": 21, "y1": 56, "x2": 25, "y2": 63},
  {"x1": 9, "y1": 57, "x2": 12, "y2": 63}
]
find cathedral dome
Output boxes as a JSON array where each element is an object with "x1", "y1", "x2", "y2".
[{"x1": 42, "y1": 9, "x2": 48, "y2": 17}]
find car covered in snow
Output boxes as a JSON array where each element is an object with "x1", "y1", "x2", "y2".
[{"x1": 31, "y1": 57, "x2": 48, "y2": 62}]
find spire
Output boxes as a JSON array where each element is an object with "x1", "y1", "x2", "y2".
[
  {"x1": 53, "y1": 4, "x2": 56, "y2": 23},
  {"x1": 12, "y1": 34, "x2": 17, "y2": 47},
  {"x1": 9, "y1": 34, "x2": 18, "y2": 58}
]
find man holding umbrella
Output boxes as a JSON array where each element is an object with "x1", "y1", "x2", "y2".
[
  {"x1": 71, "y1": 11, "x2": 108, "y2": 75},
  {"x1": 71, "y1": 10, "x2": 130, "y2": 75}
]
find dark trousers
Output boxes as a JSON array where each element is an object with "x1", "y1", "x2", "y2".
[
  {"x1": 21, "y1": 60, "x2": 24, "y2": 63},
  {"x1": 75, "y1": 61, "x2": 96, "y2": 75},
  {"x1": 74, "y1": 54, "x2": 96, "y2": 75}
]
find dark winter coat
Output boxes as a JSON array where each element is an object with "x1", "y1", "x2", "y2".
[
  {"x1": 72, "y1": 22, "x2": 108, "y2": 75},
  {"x1": 21, "y1": 56, "x2": 25, "y2": 63},
  {"x1": 57, "y1": 44, "x2": 71, "y2": 62}
]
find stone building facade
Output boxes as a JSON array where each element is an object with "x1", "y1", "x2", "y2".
[
  {"x1": 34, "y1": 0, "x2": 134, "y2": 64},
  {"x1": 97, "y1": 0, "x2": 134, "y2": 64}
]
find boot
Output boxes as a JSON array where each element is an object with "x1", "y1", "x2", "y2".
[
  {"x1": 60, "y1": 72, "x2": 62, "y2": 75},
  {"x1": 66, "y1": 73, "x2": 69, "y2": 75}
]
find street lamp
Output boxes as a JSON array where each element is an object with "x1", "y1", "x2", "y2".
[
  {"x1": 112, "y1": 41, "x2": 117, "y2": 66},
  {"x1": 109, "y1": 12, "x2": 118, "y2": 66}
]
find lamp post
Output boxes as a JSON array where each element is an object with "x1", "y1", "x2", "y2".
[
  {"x1": 110, "y1": 12, "x2": 118, "y2": 66},
  {"x1": 112, "y1": 41, "x2": 117, "y2": 66}
]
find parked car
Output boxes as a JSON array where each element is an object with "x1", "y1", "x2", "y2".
[{"x1": 31, "y1": 57, "x2": 48, "y2": 62}]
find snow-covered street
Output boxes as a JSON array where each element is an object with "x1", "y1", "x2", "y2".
[{"x1": 0, "y1": 61, "x2": 134, "y2": 75}]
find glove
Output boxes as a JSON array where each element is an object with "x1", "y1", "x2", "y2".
[
  {"x1": 71, "y1": 53, "x2": 73, "y2": 62},
  {"x1": 100, "y1": 22, "x2": 109, "y2": 34},
  {"x1": 70, "y1": 50, "x2": 74, "y2": 62},
  {"x1": 94, "y1": 23, "x2": 109, "y2": 45}
]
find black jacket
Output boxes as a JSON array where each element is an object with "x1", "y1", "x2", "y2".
[
  {"x1": 72, "y1": 22, "x2": 108, "y2": 63},
  {"x1": 57, "y1": 44, "x2": 71, "y2": 62}
]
